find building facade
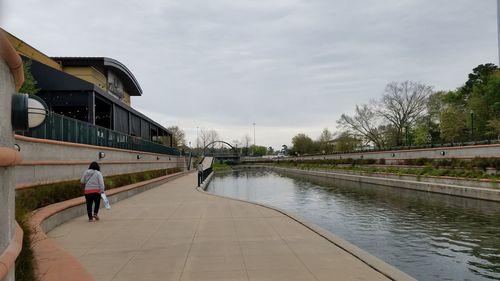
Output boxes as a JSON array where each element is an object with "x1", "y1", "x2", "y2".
[{"x1": 5, "y1": 30, "x2": 172, "y2": 146}]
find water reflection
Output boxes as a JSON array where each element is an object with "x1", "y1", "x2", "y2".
[{"x1": 207, "y1": 169, "x2": 500, "y2": 281}]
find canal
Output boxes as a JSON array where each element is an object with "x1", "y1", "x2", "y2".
[{"x1": 206, "y1": 169, "x2": 500, "y2": 281}]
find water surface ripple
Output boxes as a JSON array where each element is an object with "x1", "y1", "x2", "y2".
[{"x1": 206, "y1": 169, "x2": 500, "y2": 281}]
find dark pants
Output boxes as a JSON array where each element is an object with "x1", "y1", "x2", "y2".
[
  {"x1": 198, "y1": 171, "x2": 203, "y2": 186},
  {"x1": 85, "y1": 193, "x2": 101, "y2": 219}
]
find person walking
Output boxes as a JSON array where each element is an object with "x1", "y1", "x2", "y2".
[
  {"x1": 197, "y1": 162, "x2": 204, "y2": 186},
  {"x1": 80, "y1": 162, "x2": 105, "y2": 222}
]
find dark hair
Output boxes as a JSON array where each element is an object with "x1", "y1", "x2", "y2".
[{"x1": 89, "y1": 161, "x2": 100, "y2": 171}]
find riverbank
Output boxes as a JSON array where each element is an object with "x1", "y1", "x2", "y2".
[{"x1": 237, "y1": 165, "x2": 500, "y2": 202}]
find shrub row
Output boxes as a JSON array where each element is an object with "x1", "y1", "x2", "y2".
[
  {"x1": 274, "y1": 162, "x2": 498, "y2": 181},
  {"x1": 273, "y1": 157, "x2": 500, "y2": 170}
]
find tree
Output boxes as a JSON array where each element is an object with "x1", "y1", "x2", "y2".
[
  {"x1": 19, "y1": 59, "x2": 40, "y2": 95},
  {"x1": 249, "y1": 145, "x2": 267, "y2": 156},
  {"x1": 487, "y1": 117, "x2": 500, "y2": 139},
  {"x1": 198, "y1": 128, "x2": 219, "y2": 149},
  {"x1": 241, "y1": 135, "x2": 252, "y2": 156},
  {"x1": 231, "y1": 139, "x2": 241, "y2": 148},
  {"x1": 267, "y1": 146, "x2": 274, "y2": 155},
  {"x1": 242, "y1": 135, "x2": 252, "y2": 148},
  {"x1": 338, "y1": 104, "x2": 385, "y2": 148},
  {"x1": 167, "y1": 126, "x2": 186, "y2": 148},
  {"x1": 208, "y1": 129, "x2": 219, "y2": 148},
  {"x1": 464, "y1": 63, "x2": 498, "y2": 98},
  {"x1": 442, "y1": 64, "x2": 498, "y2": 109},
  {"x1": 440, "y1": 106, "x2": 467, "y2": 143},
  {"x1": 377, "y1": 81, "x2": 432, "y2": 146},
  {"x1": 467, "y1": 70, "x2": 500, "y2": 139},
  {"x1": 413, "y1": 122, "x2": 431, "y2": 145},
  {"x1": 281, "y1": 145, "x2": 288, "y2": 155},
  {"x1": 334, "y1": 131, "x2": 361, "y2": 152},
  {"x1": 291, "y1": 133, "x2": 314, "y2": 155},
  {"x1": 317, "y1": 128, "x2": 334, "y2": 154}
]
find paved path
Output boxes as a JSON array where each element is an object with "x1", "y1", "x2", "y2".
[{"x1": 48, "y1": 173, "x2": 389, "y2": 281}]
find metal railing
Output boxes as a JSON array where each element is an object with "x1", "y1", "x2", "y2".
[
  {"x1": 16, "y1": 112, "x2": 180, "y2": 156},
  {"x1": 198, "y1": 166, "x2": 213, "y2": 187}
]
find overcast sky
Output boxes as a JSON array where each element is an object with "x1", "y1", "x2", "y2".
[{"x1": 2, "y1": 0, "x2": 498, "y2": 149}]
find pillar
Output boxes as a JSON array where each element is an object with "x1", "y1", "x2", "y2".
[{"x1": 0, "y1": 59, "x2": 17, "y2": 280}]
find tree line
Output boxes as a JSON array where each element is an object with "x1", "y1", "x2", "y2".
[{"x1": 289, "y1": 63, "x2": 500, "y2": 155}]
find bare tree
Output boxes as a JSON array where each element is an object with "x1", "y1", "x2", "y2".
[
  {"x1": 232, "y1": 139, "x2": 241, "y2": 148},
  {"x1": 198, "y1": 128, "x2": 220, "y2": 148},
  {"x1": 208, "y1": 129, "x2": 219, "y2": 149},
  {"x1": 337, "y1": 104, "x2": 385, "y2": 148},
  {"x1": 242, "y1": 134, "x2": 252, "y2": 148},
  {"x1": 377, "y1": 81, "x2": 432, "y2": 145},
  {"x1": 167, "y1": 126, "x2": 186, "y2": 148},
  {"x1": 198, "y1": 128, "x2": 210, "y2": 149}
]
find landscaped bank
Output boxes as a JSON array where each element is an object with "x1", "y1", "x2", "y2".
[{"x1": 240, "y1": 161, "x2": 500, "y2": 202}]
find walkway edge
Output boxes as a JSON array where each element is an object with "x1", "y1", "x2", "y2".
[
  {"x1": 28, "y1": 171, "x2": 190, "y2": 281},
  {"x1": 197, "y1": 171, "x2": 415, "y2": 281}
]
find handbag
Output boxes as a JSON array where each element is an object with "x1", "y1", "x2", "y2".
[{"x1": 101, "y1": 193, "x2": 111, "y2": 210}]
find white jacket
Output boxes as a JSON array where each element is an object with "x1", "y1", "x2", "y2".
[{"x1": 80, "y1": 169, "x2": 105, "y2": 194}]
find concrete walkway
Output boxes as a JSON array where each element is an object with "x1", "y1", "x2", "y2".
[{"x1": 48, "y1": 173, "x2": 390, "y2": 281}]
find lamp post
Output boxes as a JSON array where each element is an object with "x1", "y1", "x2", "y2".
[
  {"x1": 253, "y1": 122, "x2": 256, "y2": 146},
  {"x1": 471, "y1": 111, "x2": 475, "y2": 142},
  {"x1": 498, "y1": 0, "x2": 500, "y2": 65}
]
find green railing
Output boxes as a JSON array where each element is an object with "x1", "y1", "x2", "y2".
[{"x1": 16, "y1": 112, "x2": 180, "y2": 156}]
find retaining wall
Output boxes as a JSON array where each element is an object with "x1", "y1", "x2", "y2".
[
  {"x1": 243, "y1": 166, "x2": 500, "y2": 202},
  {"x1": 14, "y1": 136, "x2": 187, "y2": 189},
  {"x1": 244, "y1": 144, "x2": 500, "y2": 164}
]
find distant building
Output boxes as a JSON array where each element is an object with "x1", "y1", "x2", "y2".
[{"x1": 5, "y1": 30, "x2": 172, "y2": 146}]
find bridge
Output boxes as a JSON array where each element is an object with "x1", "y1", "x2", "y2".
[{"x1": 202, "y1": 140, "x2": 241, "y2": 162}]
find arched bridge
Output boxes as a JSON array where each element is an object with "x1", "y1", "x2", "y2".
[{"x1": 203, "y1": 140, "x2": 240, "y2": 162}]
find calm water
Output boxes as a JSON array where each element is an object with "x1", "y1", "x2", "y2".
[{"x1": 206, "y1": 169, "x2": 500, "y2": 281}]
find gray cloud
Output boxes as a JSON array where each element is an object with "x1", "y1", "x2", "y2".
[{"x1": 3, "y1": 0, "x2": 498, "y2": 148}]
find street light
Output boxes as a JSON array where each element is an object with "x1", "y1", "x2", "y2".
[
  {"x1": 471, "y1": 111, "x2": 475, "y2": 142},
  {"x1": 253, "y1": 122, "x2": 256, "y2": 146},
  {"x1": 11, "y1": 93, "x2": 48, "y2": 130}
]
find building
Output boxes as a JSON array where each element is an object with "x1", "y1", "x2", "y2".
[{"x1": 5, "y1": 30, "x2": 173, "y2": 146}]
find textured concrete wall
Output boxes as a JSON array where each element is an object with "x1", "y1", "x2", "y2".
[
  {"x1": 14, "y1": 137, "x2": 187, "y2": 188},
  {"x1": 259, "y1": 166, "x2": 500, "y2": 202},
  {"x1": 0, "y1": 59, "x2": 16, "y2": 281},
  {"x1": 244, "y1": 144, "x2": 500, "y2": 163}
]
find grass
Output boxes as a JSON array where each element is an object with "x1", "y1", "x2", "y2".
[
  {"x1": 212, "y1": 162, "x2": 233, "y2": 172},
  {"x1": 14, "y1": 167, "x2": 181, "y2": 281}
]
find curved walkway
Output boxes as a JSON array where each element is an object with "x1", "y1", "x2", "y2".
[{"x1": 48, "y1": 173, "x2": 396, "y2": 281}]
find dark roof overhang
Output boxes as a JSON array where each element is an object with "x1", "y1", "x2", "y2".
[
  {"x1": 29, "y1": 58, "x2": 171, "y2": 135},
  {"x1": 51, "y1": 57, "x2": 143, "y2": 96}
]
